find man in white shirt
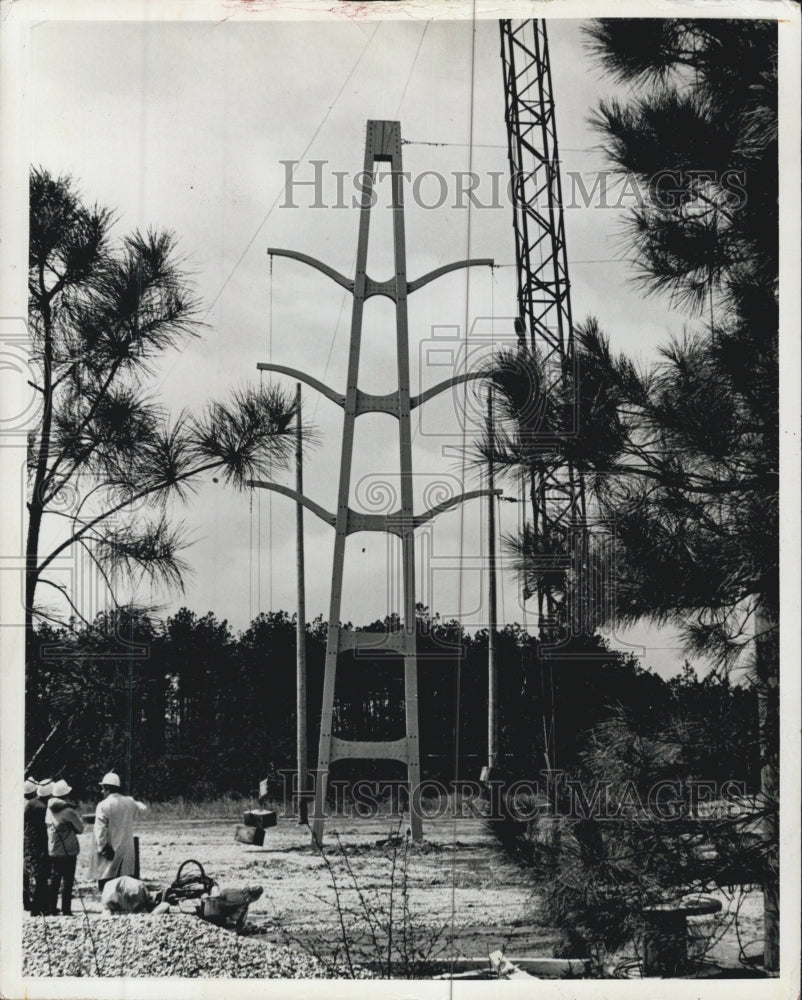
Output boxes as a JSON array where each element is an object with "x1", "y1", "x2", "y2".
[{"x1": 94, "y1": 771, "x2": 147, "y2": 891}]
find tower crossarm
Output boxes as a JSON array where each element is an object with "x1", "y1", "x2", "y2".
[
  {"x1": 408, "y1": 259, "x2": 494, "y2": 294},
  {"x1": 411, "y1": 372, "x2": 485, "y2": 409},
  {"x1": 256, "y1": 363, "x2": 345, "y2": 407},
  {"x1": 267, "y1": 248, "x2": 353, "y2": 293},
  {"x1": 412, "y1": 488, "x2": 502, "y2": 529},
  {"x1": 247, "y1": 480, "x2": 501, "y2": 536},
  {"x1": 246, "y1": 481, "x2": 336, "y2": 527},
  {"x1": 268, "y1": 247, "x2": 492, "y2": 302},
  {"x1": 256, "y1": 364, "x2": 486, "y2": 415}
]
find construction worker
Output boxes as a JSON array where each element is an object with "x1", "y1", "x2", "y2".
[
  {"x1": 22, "y1": 778, "x2": 38, "y2": 910},
  {"x1": 24, "y1": 779, "x2": 53, "y2": 916},
  {"x1": 94, "y1": 772, "x2": 147, "y2": 891},
  {"x1": 100, "y1": 875, "x2": 159, "y2": 914},
  {"x1": 46, "y1": 779, "x2": 84, "y2": 916}
]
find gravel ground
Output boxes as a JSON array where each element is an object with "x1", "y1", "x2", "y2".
[
  {"x1": 21, "y1": 815, "x2": 760, "y2": 979},
  {"x1": 22, "y1": 912, "x2": 368, "y2": 978},
  {"x1": 21, "y1": 815, "x2": 557, "y2": 979}
]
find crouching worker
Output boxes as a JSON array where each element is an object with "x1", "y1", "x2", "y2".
[
  {"x1": 45, "y1": 780, "x2": 84, "y2": 916},
  {"x1": 100, "y1": 877, "x2": 264, "y2": 933},
  {"x1": 101, "y1": 875, "x2": 161, "y2": 914},
  {"x1": 199, "y1": 886, "x2": 264, "y2": 934}
]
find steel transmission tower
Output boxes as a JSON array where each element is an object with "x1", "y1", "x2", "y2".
[
  {"x1": 500, "y1": 19, "x2": 586, "y2": 644},
  {"x1": 251, "y1": 120, "x2": 496, "y2": 843}
]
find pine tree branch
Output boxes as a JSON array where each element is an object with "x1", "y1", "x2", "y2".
[
  {"x1": 76, "y1": 537, "x2": 125, "y2": 612},
  {"x1": 37, "y1": 578, "x2": 94, "y2": 630},
  {"x1": 42, "y1": 355, "x2": 127, "y2": 501},
  {"x1": 35, "y1": 460, "x2": 220, "y2": 583}
]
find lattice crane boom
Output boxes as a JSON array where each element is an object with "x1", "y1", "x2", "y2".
[{"x1": 500, "y1": 19, "x2": 586, "y2": 643}]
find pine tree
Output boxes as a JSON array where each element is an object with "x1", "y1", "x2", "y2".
[
  {"x1": 26, "y1": 169, "x2": 298, "y2": 646},
  {"x1": 486, "y1": 19, "x2": 779, "y2": 970},
  {"x1": 580, "y1": 19, "x2": 778, "y2": 970}
]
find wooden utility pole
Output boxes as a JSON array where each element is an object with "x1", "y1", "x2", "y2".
[
  {"x1": 295, "y1": 383, "x2": 308, "y2": 824},
  {"x1": 487, "y1": 387, "x2": 499, "y2": 771}
]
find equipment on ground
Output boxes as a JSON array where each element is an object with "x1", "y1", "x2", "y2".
[
  {"x1": 244, "y1": 808, "x2": 277, "y2": 830},
  {"x1": 234, "y1": 824, "x2": 264, "y2": 846},
  {"x1": 642, "y1": 897, "x2": 723, "y2": 976},
  {"x1": 162, "y1": 859, "x2": 217, "y2": 905}
]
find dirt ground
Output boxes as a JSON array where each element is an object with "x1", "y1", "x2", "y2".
[
  {"x1": 72, "y1": 810, "x2": 561, "y2": 962},
  {"x1": 59, "y1": 808, "x2": 763, "y2": 975}
]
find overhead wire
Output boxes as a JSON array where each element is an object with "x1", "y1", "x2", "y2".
[
  {"x1": 403, "y1": 139, "x2": 599, "y2": 153},
  {"x1": 396, "y1": 22, "x2": 430, "y2": 118},
  {"x1": 249, "y1": 490, "x2": 254, "y2": 623},
  {"x1": 298, "y1": 24, "x2": 430, "y2": 428},
  {"x1": 449, "y1": 3, "x2": 479, "y2": 980},
  {"x1": 204, "y1": 22, "x2": 383, "y2": 320},
  {"x1": 490, "y1": 268, "x2": 508, "y2": 632},
  {"x1": 245, "y1": 23, "x2": 384, "y2": 616},
  {"x1": 156, "y1": 22, "x2": 383, "y2": 390},
  {"x1": 312, "y1": 23, "x2": 433, "y2": 433},
  {"x1": 266, "y1": 256, "x2": 274, "y2": 614},
  {"x1": 311, "y1": 243, "x2": 359, "y2": 425},
  {"x1": 258, "y1": 371, "x2": 263, "y2": 617}
]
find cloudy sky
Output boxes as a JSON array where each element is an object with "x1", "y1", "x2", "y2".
[{"x1": 23, "y1": 12, "x2": 699, "y2": 673}]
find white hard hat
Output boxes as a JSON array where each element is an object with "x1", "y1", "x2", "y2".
[
  {"x1": 101, "y1": 772, "x2": 121, "y2": 787},
  {"x1": 24, "y1": 779, "x2": 37, "y2": 795},
  {"x1": 52, "y1": 779, "x2": 72, "y2": 798},
  {"x1": 37, "y1": 780, "x2": 54, "y2": 798}
]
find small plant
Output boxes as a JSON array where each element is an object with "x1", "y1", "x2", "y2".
[
  {"x1": 486, "y1": 702, "x2": 770, "y2": 975},
  {"x1": 283, "y1": 818, "x2": 449, "y2": 978}
]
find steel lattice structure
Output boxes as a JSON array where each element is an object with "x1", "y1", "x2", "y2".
[{"x1": 500, "y1": 19, "x2": 587, "y2": 643}]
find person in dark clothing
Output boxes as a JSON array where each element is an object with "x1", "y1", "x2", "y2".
[
  {"x1": 23, "y1": 779, "x2": 38, "y2": 910},
  {"x1": 46, "y1": 780, "x2": 84, "y2": 916},
  {"x1": 24, "y1": 780, "x2": 53, "y2": 916}
]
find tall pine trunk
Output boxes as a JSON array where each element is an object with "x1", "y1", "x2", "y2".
[
  {"x1": 755, "y1": 603, "x2": 779, "y2": 972},
  {"x1": 26, "y1": 291, "x2": 54, "y2": 650}
]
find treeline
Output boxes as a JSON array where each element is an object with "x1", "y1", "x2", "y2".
[{"x1": 25, "y1": 606, "x2": 759, "y2": 801}]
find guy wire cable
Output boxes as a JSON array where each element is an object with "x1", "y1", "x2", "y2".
[
  {"x1": 248, "y1": 489, "x2": 254, "y2": 623},
  {"x1": 157, "y1": 21, "x2": 383, "y2": 391},
  {"x1": 448, "y1": 4, "x2": 479, "y2": 985},
  {"x1": 268, "y1": 255, "x2": 273, "y2": 613},
  {"x1": 205, "y1": 21, "x2": 383, "y2": 319},
  {"x1": 395, "y1": 21, "x2": 430, "y2": 118},
  {"x1": 258, "y1": 371, "x2": 263, "y2": 617},
  {"x1": 311, "y1": 243, "x2": 358, "y2": 426}
]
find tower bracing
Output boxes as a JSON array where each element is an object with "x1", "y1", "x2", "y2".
[
  {"x1": 251, "y1": 120, "x2": 495, "y2": 843},
  {"x1": 500, "y1": 19, "x2": 586, "y2": 644}
]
